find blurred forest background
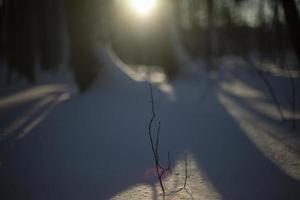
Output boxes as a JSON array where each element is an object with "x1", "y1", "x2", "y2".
[
  {"x1": 0, "y1": 0, "x2": 299, "y2": 90},
  {"x1": 1, "y1": 1, "x2": 300, "y2": 199}
]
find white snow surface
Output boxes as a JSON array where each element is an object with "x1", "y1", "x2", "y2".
[{"x1": 0, "y1": 48, "x2": 300, "y2": 200}]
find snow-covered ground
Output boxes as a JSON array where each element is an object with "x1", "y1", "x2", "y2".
[{"x1": 0, "y1": 48, "x2": 300, "y2": 200}]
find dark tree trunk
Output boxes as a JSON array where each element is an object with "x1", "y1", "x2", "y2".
[
  {"x1": 280, "y1": 0, "x2": 300, "y2": 65},
  {"x1": 5, "y1": 0, "x2": 64, "y2": 82},
  {"x1": 6, "y1": 0, "x2": 36, "y2": 82},
  {"x1": 37, "y1": 0, "x2": 63, "y2": 70},
  {"x1": 206, "y1": 0, "x2": 216, "y2": 70},
  {"x1": 64, "y1": 0, "x2": 102, "y2": 91}
]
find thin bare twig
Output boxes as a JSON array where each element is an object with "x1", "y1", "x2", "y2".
[
  {"x1": 156, "y1": 121, "x2": 161, "y2": 162},
  {"x1": 169, "y1": 152, "x2": 194, "y2": 199},
  {"x1": 148, "y1": 83, "x2": 171, "y2": 196},
  {"x1": 147, "y1": 84, "x2": 192, "y2": 199},
  {"x1": 167, "y1": 151, "x2": 172, "y2": 175},
  {"x1": 183, "y1": 152, "x2": 188, "y2": 189}
]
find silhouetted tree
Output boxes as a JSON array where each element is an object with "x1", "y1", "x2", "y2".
[
  {"x1": 280, "y1": 0, "x2": 300, "y2": 65},
  {"x1": 2, "y1": 0, "x2": 110, "y2": 91},
  {"x1": 6, "y1": 0, "x2": 36, "y2": 82},
  {"x1": 161, "y1": 2, "x2": 180, "y2": 79},
  {"x1": 37, "y1": 0, "x2": 63, "y2": 71},
  {"x1": 206, "y1": 0, "x2": 216, "y2": 70},
  {"x1": 64, "y1": 0, "x2": 104, "y2": 91}
]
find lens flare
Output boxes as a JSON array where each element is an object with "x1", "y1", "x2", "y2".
[{"x1": 130, "y1": 0, "x2": 156, "y2": 17}]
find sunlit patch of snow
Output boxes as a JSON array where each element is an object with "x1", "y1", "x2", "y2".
[
  {"x1": 106, "y1": 46, "x2": 175, "y2": 100},
  {"x1": 221, "y1": 80, "x2": 265, "y2": 99},
  {"x1": 144, "y1": 167, "x2": 171, "y2": 181},
  {"x1": 158, "y1": 84, "x2": 175, "y2": 100},
  {"x1": 0, "y1": 84, "x2": 72, "y2": 109},
  {"x1": 111, "y1": 184, "x2": 154, "y2": 200},
  {"x1": 220, "y1": 55, "x2": 299, "y2": 79},
  {"x1": 111, "y1": 153, "x2": 220, "y2": 200},
  {"x1": 259, "y1": 62, "x2": 299, "y2": 78},
  {"x1": 218, "y1": 93, "x2": 300, "y2": 181},
  {"x1": 16, "y1": 93, "x2": 71, "y2": 139},
  {"x1": 0, "y1": 85, "x2": 73, "y2": 140},
  {"x1": 250, "y1": 101, "x2": 300, "y2": 121},
  {"x1": 221, "y1": 80, "x2": 300, "y2": 120},
  {"x1": 1, "y1": 95, "x2": 56, "y2": 139}
]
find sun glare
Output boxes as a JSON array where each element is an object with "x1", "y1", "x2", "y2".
[{"x1": 130, "y1": 0, "x2": 156, "y2": 17}]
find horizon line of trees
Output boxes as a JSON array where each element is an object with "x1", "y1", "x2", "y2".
[{"x1": 0, "y1": 0, "x2": 299, "y2": 91}]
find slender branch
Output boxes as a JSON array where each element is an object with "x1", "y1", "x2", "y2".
[
  {"x1": 148, "y1": 83, "x2": 166, "y2": 195},
  {"x1": 156, "y1": 166, "x2": 165, "y2": 195},
  {"x1": 183, "y1": 152, "x2": 188, "y2": 189},
  {"x1": 149, "y1": 82, "x2": 156, "y2": 117},
  {"x1": 156, "y1": 121, "x2": 161, "y2": 162},
  {"x1": 169, "y1": 152, "x2": 194, "y2": 199},
  {"x1": 167, "y1": 151, "x2": 172, "y2": 175},
  {"x1": 148, "y1": 83, "x2": 189, "y2": 199},
  {"x1": 148, "y1": 83, "x2": 158, "y2": 161}
]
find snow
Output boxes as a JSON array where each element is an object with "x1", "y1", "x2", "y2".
[{"x1": 0, "y1": 47, "x2": 300, "y2": 200}]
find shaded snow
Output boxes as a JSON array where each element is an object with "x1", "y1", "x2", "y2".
[{"x1": 1, "y1": 48, "x2": 300, "y2": 200}]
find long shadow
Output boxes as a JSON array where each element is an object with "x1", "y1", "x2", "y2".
[
  {"x1": 1, "y1": 64, "x2": 299, "y2": 200},
  {"x1": 0, "y1": 47, "x2": 180, "y2": 199},
  {"x1": 0, "y1": 77, "x2": 161, "y2": 200},
  {"x1": 220, "y1": 90, "x2": 284, "y2": 125},
  {"x1": 151, "y1": 73, "x2": 300, "y2": 199},
  {"x1": 220, "y1": 91, "x2": 300, "y2": 155},
  {"x1": 186, "y1": 91, "x2": 300, "y2": 199},
  {"x1": 229, "y1": 67, "x2": 300, "y2": 112}
]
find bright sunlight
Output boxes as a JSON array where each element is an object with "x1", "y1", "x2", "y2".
[{"x1": 130, "y1": 0, "x2": 157, "y2": 17}]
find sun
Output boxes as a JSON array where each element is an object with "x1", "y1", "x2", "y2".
[{"x1": 130, "y1": 0, "x2": 157, "y2": 17}]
